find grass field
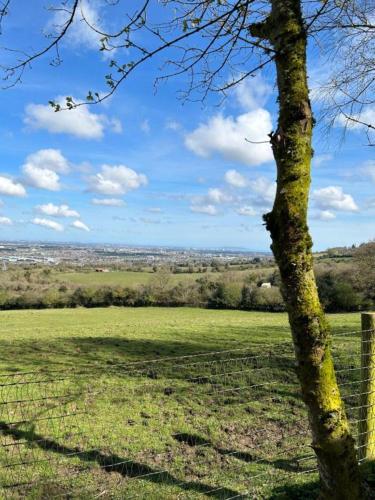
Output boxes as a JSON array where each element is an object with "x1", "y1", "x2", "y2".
[
  {"x1": 0, "y1": 308, "x2": 360, "y2": 371},
  {"x1": 0, "y1": 308, "x2": 364, "y2": 499},
  {"x1": 54, "y1": 269, "x2": 267, "y2": 288}
]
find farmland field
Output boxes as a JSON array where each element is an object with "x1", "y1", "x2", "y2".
[
  {"x1": 53, "y1": 269, "x2": 270, "y2": 288},
  {"x1": 0, "y1": 308, "x2": 360, "y2": 371},
  {"x1": 0, "y1": 308, "x2": 364, "y2": 498}
]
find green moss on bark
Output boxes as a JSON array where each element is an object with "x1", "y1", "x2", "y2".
[{"x1": 263, "y1": 0, "x2": 362, "y2": 497}]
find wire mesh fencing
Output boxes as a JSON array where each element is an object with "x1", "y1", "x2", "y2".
[
  {"x1": 332, "y1": 327, "x2": 375, "y2": 465},
  {"x1": 0, "y1": 327, "x2": 371, "y2": 499}
]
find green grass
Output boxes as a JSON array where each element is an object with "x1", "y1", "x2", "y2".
[
  {"x1": 0, "y1": 308, "x2": 360, "y2": 371},
  {"x1": 54, "y1": 269, "x2": 264, "y2": 288},
  {"x1": 0, "y1": 308, "x2": 363, "y2": 498}
]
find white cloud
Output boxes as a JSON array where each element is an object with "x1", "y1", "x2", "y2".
[
  {"x1": 50, "y1": 0, "x2": 110, "y2": 55},
  {"x1": 311, "y1": 210, "x2": 336, "y2": 221},
  {"x1": 32, "y1": 218, "x2": 64, "y2": 232},
  {"x1": 165, "y1": 120, "x2": 181, "y2": 131},
  {"x1": 92, "y1": 198, "x2": 125, "y2": 207},
  {"x1": 0, "y1": 216, "x2": 12, "y2": 225},
  {"x1": 36, "y1": 203, "x2": 79, "y2": 218},
  {"x1": 22, "y1": 149, "x2": 71, "y2": 191},
  {"x1": 88, "y1": 165, "x2": 147, "y2": 195},
  {"x1": 207, "y1": 188, "x2": 232, "y2": 204},
  {"x1": 185, "y1": 109, "x2": 273, "y2": 166},
  {"x1": 249, "y1": 177, "x2": 276, "y2": 206},
  {"x1": 0, "y1": 176, "x2": 26, "y2": 197},
  {"x1": 190, "y1": 188, "x2": 232, "y2": 211},
  {"x1": 26, "y1": 149, "x2": 70, "y2": 174},
  {"x1": 148, "y1": 207, "x2": 162, "y2": 213},
  {"x1": 234, "y1": 74, "x2": 271, "y2": 110},
  {"x1": 23, "y1": 165, "x2": 61, "y2": 191},
  {"x1": 71, "y1": 220, "x2": 90, "y2": 232},
  {"x1": 224, "y1": 169, "x2": 248, "y2": 188},
  {"x1": 189, "y1": 175, "x2": 276, "y2": 218},
  {"x1": 313, "y1": 186, "x2": 358, "y2": 212},
  {"x1": 190, "y1": 204, "x2": 218, "y2": 216},
  {"x1": 24, "y1": 99, "x2": 122, "y2": 139},
  {"x1": 313, "y1": 154, "x2": 333, "y2": 168},
  {"x1": 236, "y1": 206, "x2": 256, "y2": 216},
  {"x1": 314, "y1": 210, "x2": 336, "y2": 221}
]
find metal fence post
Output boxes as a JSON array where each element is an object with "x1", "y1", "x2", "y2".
[{"x1": 359, "y1": 312, "x2": 375, "y2": 461}]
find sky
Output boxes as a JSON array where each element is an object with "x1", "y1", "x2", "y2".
[{"x1": 0, "y1": 1, "x2": 373, "y2": 251}]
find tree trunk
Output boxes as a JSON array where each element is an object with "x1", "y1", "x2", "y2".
[{"x1": 263, "y1": 0, "x2": 362, "y2": 497}]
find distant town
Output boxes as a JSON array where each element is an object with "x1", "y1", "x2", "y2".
[{"x1": 0, "y1": 241, "x2": 272, "y2": 268}]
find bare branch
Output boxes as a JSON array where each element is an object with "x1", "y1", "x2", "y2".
[
  {"x1": 0, "y1": 0, "x2": 11, "y2": 34},
  {"x1": 2, "y1": 0, "x2": 79, "y2": 86}
]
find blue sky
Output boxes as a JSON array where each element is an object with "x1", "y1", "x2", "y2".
[{"x1": 0, "y1": 1, "x2": 373, "y2": 251}]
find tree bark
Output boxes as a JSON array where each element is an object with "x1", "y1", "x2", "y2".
[{"x1": 263, "y1": 0, "x2": 362, "y2": 497}]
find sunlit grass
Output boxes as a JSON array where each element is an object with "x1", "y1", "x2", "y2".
[
  {"x1": 53, "y1": 268, "x2": 273, "y2": 288},
  {"x1": 0, "y1": 308, "x2": 362, "y2": 498}
]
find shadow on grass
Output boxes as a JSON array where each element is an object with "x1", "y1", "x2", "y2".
[
  {"x1": 0, "y1": 321, "x2": 293, "y2": 369},
  {"x1": 0, "y1": 421, "x2": 241, "y2": 499},
  {"x1": 172, "y1": 433, "x2": 320, "y2": 498},
  {"x1": 173, "y1": 433, "x2": 315, "y2": 473},
  {"x1": 0, "y1": 335, "x2": 302, "y2": 414},
  {"x1": 0, "y1": 334, "x2": 295, "y2": 371},
  {"x1": 268, "y1": 480, "x2": 319, "y2": 499},
  {"x1": 0, "y1": 335, "x2": 302, "y2": 409}
]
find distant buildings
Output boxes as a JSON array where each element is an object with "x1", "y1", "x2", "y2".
[
  {"x1": 0, "y1": 241, "x2": 273, "y2": 268},
  {"x1": 260, "y1": 282, "x2": 272, "y2": 288}
]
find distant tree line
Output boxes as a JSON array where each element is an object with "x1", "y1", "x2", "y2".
[
  {"x1": 0, "y1": 242, "x2": 374, "y2": 313},
  {"x1": 316, "y1": 242, "x2": 375, "y2": 312},
  {"x1": 0, "y1": 274, "x2": 285, "y2": 312}
]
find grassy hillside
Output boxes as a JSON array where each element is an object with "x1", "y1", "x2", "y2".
[
  {"x1": 0, "y1": 308, "x2": 360, "y2": 370},
  {"x1": 0, "y1": 309, "x2": 363, "y2": 498}
]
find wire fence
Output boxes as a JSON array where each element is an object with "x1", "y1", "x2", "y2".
[{"x1": 0, "y1": 328, "x2": 371, "y2": 499}]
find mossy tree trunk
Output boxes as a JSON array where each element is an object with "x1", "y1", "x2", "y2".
[{"x1": 256, "y1": 0, "x2": 362, "y2": 497}]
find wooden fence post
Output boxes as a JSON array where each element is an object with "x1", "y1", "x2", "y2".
[{"x1": 359, "y1": 312, "x2": 375, "y2": 461}]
